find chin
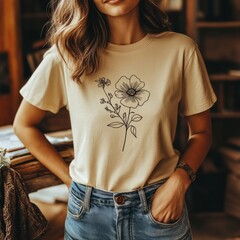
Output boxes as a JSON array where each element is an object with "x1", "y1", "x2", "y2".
[{"x1": 94, "y1": 0, "x2": 140, "y2": 18}]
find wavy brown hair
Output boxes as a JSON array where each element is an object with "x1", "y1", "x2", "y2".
[{"x1": 48, "y1": 0, "x2": 171, "y2": 82}]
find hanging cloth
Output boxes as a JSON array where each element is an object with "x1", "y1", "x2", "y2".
[{"x1": 0, "y1": 148, "x2": 48, "y2": 240}]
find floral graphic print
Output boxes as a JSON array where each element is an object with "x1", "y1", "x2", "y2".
[{"x1": 95, "y1": 75, "x2": 150, "y2": 152}]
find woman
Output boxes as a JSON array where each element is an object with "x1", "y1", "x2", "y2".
[{"x1": 14, "y1": 0, "x2": 217, "y2": 239}]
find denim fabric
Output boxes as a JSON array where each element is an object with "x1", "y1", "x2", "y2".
[{"x1": 65, "y1": 181, "x2": 192, "y2": 240}]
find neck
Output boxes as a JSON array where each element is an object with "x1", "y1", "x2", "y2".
[{"x1": 106, "y1": 8, "x2": 145, "y2": 45}]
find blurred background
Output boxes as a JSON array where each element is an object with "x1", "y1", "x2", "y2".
[{"x1": 0, "y1": 0, "x2": 240, "y2": 239}]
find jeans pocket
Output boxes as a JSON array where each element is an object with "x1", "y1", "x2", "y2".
[
  {"x1": 147, "y1": 209, "x2": 184, "y2": 228},
  {"x1": 147, "y1": 201, "x2": 186, "y2": 228},
  {"x1": 67, "y1": 189, "x2": 85, "y2": 219}
]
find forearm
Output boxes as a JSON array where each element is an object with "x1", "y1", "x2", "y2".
[
  {"x1": 180, "y1": 131, "x2": 212, "y2": 172},
  {"x1": 170, "y1": 110, "x2": 213, "y2": 191},
  {"x1": 14, "y1": 125, "x2": 72, "y2": 187},
  {"x1": 171, "y1": 131, "x2": 212, "y2": 191}
]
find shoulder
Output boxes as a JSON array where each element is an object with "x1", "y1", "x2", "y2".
[
  {"x1": 150, "y1": 31, "x2": 197, "y2": 52},
  {"x1": 43, "y1": 45, "x2": 65, "y2": 64}
]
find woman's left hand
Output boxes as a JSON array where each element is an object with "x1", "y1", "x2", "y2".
[{"x1": 150, "y1": 169, "x2": 191, "y2": 224}]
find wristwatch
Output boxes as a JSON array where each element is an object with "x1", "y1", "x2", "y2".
[{"x1": 176, "y1": 161, "x2": 196, "y2": 182}]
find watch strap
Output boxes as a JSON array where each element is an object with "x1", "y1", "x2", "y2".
[{"x1": 176, "y1": 161, "x2": 196, "y2": 182}]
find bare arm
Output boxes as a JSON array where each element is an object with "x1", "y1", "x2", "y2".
[
  {"x1": 151, "y1": 110, "x2": 212, "y2": 223},
  {"x1": 174, "y1": 109, "x2": 212, "y2": 188},
  {"x1": 13, "y1": 99, "x2": 72, "y2": 188}
]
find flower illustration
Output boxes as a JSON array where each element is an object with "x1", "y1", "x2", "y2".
[
  {"x1": 96, "y1": 75, "x2": 150, "y2": 151},
  {"x1": 114, "y1": 75, "x2": 150, "y2": 109},
  {"x1": 95, "y1": 77, "x2": 111, "y2": 88}
]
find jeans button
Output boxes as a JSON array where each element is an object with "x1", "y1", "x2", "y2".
[{"x1": 115, "y1": 196, "x2": 126, "y2": 205}]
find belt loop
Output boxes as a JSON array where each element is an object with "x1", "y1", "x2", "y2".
[
  {"x1": 138, "y1": 189, "x2": 148, "y2": 214},
  {"x1": 84, "y1": 186, "x2": 92, "y2": 212}
]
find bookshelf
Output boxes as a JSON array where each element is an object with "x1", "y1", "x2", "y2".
[
  {"x1": 196, "y1": 21, "x2": 240, "y2": 28},
  {"x1": 186, "y1": 0, "x2": 240, "y2": 125},
  {"x1": 21, "y1": 0, "x2": 51, "y2": 79},
  {"x1": 0, "y1": 0, "x2": 49, "y2": 126},
  {"x1": 210, "y1": 74, "x2": 240, "y2": 81},
  {"x1": 186, "y1": 0, "x2": 240, "y2": 212}
]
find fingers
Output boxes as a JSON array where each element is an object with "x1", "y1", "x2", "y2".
[
  {"x1": 149, "y1": 177, "x2": 186, "y2": 224},
  {"x1": 151, "y1": 208, "x2": 181, "y2": 224},
  {"x1": 150, "y1": 194, "x2": 184, "y2": 224}
]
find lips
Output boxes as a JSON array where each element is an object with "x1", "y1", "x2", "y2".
[{"x1": 104, "y1": 0, "x2": 121, "y2": 4}]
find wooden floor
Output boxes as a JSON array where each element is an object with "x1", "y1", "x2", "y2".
[{"x1": 34, "y1": 201, "x2": 240, "y2": 240}]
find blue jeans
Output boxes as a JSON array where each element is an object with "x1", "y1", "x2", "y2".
[{"x1": 65, "y1": 180, "x2": 192, "y2": 240}]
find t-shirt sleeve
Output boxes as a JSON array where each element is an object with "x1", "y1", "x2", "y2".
[
  {"x1": 179, "y1": 45, "x2": 217, "y2": 116},
  {"x1": 20, "y1": 47, "x2": 68, "y2": 113}
]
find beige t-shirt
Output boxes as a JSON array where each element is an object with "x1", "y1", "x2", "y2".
[{"x1": 20, "y1": 32, "x2": 217, "y2": 192}]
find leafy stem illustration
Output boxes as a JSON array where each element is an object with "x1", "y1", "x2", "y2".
[
  {"x1": 102, "y1": 87, "x2": 124, "y2": 123},
  {"x1": 95, "y1": 76, "x2": 150, "y2": 152}
]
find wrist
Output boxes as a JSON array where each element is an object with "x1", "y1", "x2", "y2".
[
  {"x1": 65, "y1": 177, "x2": 72, "y2": 188},
  {"x1": 175, "y1": 160, "x2": 196, "y2": 183},
  {"x1": 170, "y1": 168, "x2": 192, "y2": 192}
]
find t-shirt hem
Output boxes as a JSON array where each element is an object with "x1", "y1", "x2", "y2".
[
  {"x1": 181, "y1": 96, "x2": 217, "y2": 117},
  {"x1": 69, "y1": 177, "x2": 171, "y2": 194},
  {"x1": 20, "y1": 89, "x2": 61, "y2": 114}
]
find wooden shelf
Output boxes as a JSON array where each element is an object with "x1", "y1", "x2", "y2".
[
  {"x1": 212, "y1": 111, "x2": 240, "y2": 119},
  {"x1": 23, "y1": 12, "x2": 49, "y2": 19},
  {"x1": 166, "y1": 10, "x2": 183, "y2": 13},
  {"x1": 210, "y1": 74, "x2": 240, "y2": 81},
  {"x1": 196, "y1": 21, "x2": 240, "y2": 28}
]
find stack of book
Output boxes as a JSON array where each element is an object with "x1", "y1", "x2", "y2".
[
  {"x1": 228, "y1": 69, "x2": 240, "y2": 77},
  {"x1": 160, "y1": 0, "x2": 183, "y2": 11},
  {"x1": 0, "y1": 125, "x2": 74, "y2": 194},
  {"x1": 219, "y1": 138, "x2": 240, "y2": 218}
]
